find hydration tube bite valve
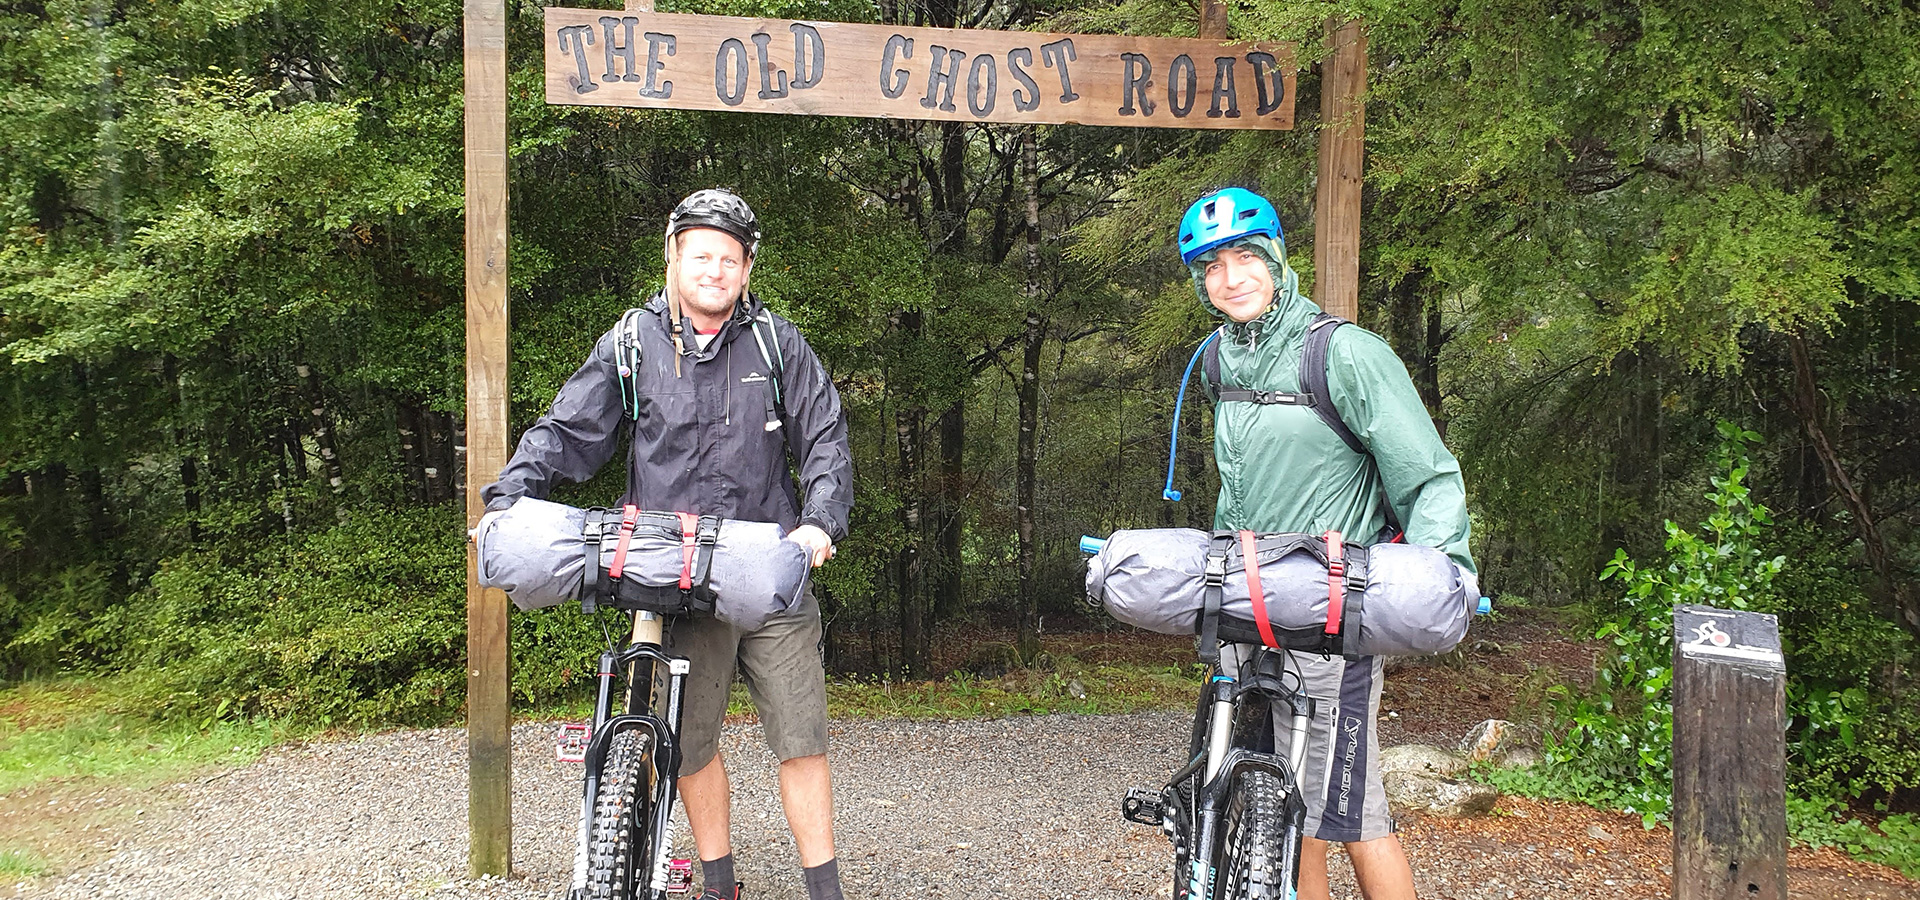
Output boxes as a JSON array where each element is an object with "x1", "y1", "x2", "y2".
[{"x1": 1162, "y1": 330, "x2": 1222, "y2": 502}]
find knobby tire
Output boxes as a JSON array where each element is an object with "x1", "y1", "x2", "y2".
[
  {"x1": 1219, "y1": 769, "x2": 1291, "y2": 900},
  {"x1": 585, "y1": 729, "x2": 655, "y2": 900}
]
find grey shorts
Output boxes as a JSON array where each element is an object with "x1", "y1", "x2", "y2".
[
  {"x1": 1288, "y1": 651, "x2": 1394, "y2": 843},
  {"x1": 661, "y1": 587, "x2": 829, "y2": 775}
]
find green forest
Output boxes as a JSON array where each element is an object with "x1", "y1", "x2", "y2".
[{"x1": 2, "y1": 0, "x2": 1916, "y2": 856}]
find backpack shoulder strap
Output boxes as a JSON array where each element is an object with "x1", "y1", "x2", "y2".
[
  {"x1": 1304, "y1": 314, "x2": 1406, "y2": 538},
  {"x1": 748, "y1": 309, "x2": 787, "y2": 411},
  {"x1": 1201, "y1": 327, "x2": 1225, "y2": 403},
  {"x1": 1301, "y1": 313, "x2": 1367, "y2": 455},
  {"x1": 746, "y1": 309, "x2": 798, "y2": 463},
  {"x1": 615, "y1": 307, "x2": 648, "y2": 421}
]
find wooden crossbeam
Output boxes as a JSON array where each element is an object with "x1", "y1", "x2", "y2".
[{"x1": 542, "y1": 9, "x2": 1298, "y2": 130}]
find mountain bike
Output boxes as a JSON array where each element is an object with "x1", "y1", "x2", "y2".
[
  {"x1": 562, "y1": 609, "x2": 694, "y2": 900},
  {"x1": 1123, "y1": 641, "x2": 1316, "y2": 900}
]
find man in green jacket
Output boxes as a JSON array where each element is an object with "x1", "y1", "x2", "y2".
[{"x1": 1177, "y1": 187, "x2": 1477, "y2": 899}]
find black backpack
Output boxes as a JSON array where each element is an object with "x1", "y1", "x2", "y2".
[
  {"x1": 612, "y1": 302, "x2": 790, "y2": 436},
  {"x1": 1201, "y1": 312, "x2": 1365, "y2": 455},
  {"x1": 1203, "y1": 311, "x2": 1401, "y2": 537}
]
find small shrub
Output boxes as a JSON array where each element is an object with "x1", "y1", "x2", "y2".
[
  {"x1": 1539, "y1": 422, "x2": 1783, "y2": 822},
  {"x1": 101, "y1": 506, "x2": 468, "y2": 727}
]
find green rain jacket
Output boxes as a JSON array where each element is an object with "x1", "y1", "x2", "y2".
[{"x1": 1203, "y1": 242, "x2": 1476, "y2": 574}]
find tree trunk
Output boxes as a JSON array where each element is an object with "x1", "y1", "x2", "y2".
[
  {"x1": 398, "y1": 401, "x2": 428, "y2": 504},
  {"x1": 425, "y1": 407, "x2": 456, "y2": 504},
  {"x1": 1387, "y1": 266, "x2": 1445, "y2": 432},
  {"x1": 70, "y1": 364, "x2": 112, "y2": 553},
  {"x1": 272, "y1": 421, "x2": 296, "y2": 533},
  {"x1": 296, "y1": 361, "x2": 347, "y2": 522},
  {"x1": 934, "y1": 401, "x2": 965, "y2": 620},
  {"x1": 893, "y1": 373, "x2": 929, "y2": 678},
  {"x1": 452, "y1": 411, "x2": 468, "y2": 507},
  {"x1": 162, "y1": 356, "x2": 202, "y2": 544},
  {"x1": 1424, "y1": 294, "x2": 1447, "y2": 439},
  {"x1": 1015, "y1": 125, "x2": 1046, "y2": 663},
  {"x1": 1785, "y1": 333, "x2": 1920, "y2": 640},
  {"x1": 283, "y1": 417, "x2": 309, "y2": 480}
]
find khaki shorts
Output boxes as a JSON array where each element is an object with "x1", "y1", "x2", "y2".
[
  {"x1": 1288, "y1": 651, "x2": 1395, "y2": 843},
  {"x1": 661, "y1": 587, "x2": 828, "y2": 775}
]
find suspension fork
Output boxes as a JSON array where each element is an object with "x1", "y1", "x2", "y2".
[
  {"x1": 577, "y1": 612, "x2": 689, "y2": 899},
  {"x1": 1187, "y1": 645, "x2": 1315, "y2": 900}
]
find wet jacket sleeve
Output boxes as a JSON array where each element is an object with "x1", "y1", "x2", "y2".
[
  {"x1": 777, "y1": 321, "x2": 855, "y2": 542},
  {"x1": 480, "y1": 328, "x2": 627, "y2": 512},
  {"x1": 1326, "y1": 329, "x2": 1477, "y2": 574}
]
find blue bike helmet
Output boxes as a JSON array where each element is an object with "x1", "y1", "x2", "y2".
[{"x1": 1177, "y1": 188, "x2": 1282, "y2": 266}]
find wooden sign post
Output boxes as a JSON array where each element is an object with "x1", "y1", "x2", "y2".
[
  {"x1": 1312, "y1": 19, "x2": 1366, "y2": 321},
  {"x1": 1671, "y1": 605, "x2": 1788, "y2": 900},
  {"x1": 465, "y1": 7, "x2": 1365, "y2": 871},
  {"x1": 463, "y1": 0, "x2": 512, "y2": 878}
]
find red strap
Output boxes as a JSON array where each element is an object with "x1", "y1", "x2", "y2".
[
  {"x1": 676, "y1": 512, "x2": 699, "y2": 590},
  {"x1": 1324, "y1": 530, "x2": 1345, "y2": 636},
  {"x1": 607, "y1": 505, "x2": 641, "y2": 580},
  {"x1": 1241, "y1": 530, "x2": 1279, "y2": 649}
]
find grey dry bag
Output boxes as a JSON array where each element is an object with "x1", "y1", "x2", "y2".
[
  {"x1": 1085, "y1": 528, "x2": 1477, "y2": 658},
  {"x1": 474, "y1": 497, "x2": 811, "y2": 632}
]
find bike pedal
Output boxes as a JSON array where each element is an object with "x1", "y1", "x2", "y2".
[
  {"x1": 555, "y1": 722, "x2": 591, "y2": 763},
  {"x1": 664, "y1": 858, "x2": 694, "y2": 895},
  {"x1": 1121, "y1": 785, "x2": 1163, "y2": 825}
]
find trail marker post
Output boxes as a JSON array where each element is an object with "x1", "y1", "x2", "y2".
[
  {"x1": 1671, "y1": 605, "x2": 1788, "y2": 900},
  {"x1": 465, "y1": 6, "x2": 1368, "y2": 870}
]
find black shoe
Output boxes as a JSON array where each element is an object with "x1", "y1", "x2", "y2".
[{"x1": 698, "y1": 882, "x2": 743, "y2": 900}]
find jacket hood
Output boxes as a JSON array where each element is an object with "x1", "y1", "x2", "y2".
[{"x1": 1187, "y1": 234, "x2": 1317, "y2": 340}]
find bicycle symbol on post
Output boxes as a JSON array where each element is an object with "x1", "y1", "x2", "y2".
[{"x1": 1689, "y1": 620, "x2": 1733, "y2": 648}]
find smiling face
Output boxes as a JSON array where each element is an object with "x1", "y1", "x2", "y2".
[
  {"x1": 1202, "y1": 244, "x2": 1275, "y2": 323},
  {"x1": 669, "y1": 226, "x2": 752, "y2": 328}
]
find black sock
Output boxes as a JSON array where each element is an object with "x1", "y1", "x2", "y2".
[
  {"x1": 701, "y1": 854, "x2": 735, "y2": 898},
  {"x1": 802, "y1": 858, "x2": 843, "y2": 900}
]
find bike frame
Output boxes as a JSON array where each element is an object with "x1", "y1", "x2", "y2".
[
  {"x1": 574, "y1": 611, "x2": 692, "y2": 900},
  {"x1": 1181, "y1": 643, "x2": 1314, "y2": 900}
]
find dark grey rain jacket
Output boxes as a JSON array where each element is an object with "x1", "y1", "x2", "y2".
[{"x1": 481, "y1": 291, "x2": 854, "y2": 542}]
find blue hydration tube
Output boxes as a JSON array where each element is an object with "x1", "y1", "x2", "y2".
[{"x1": 1162, "y1": 329, "x2": 1222, "y2": 501}]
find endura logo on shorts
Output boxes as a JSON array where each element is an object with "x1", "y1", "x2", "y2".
[
  {"x1": 1336, "y1": 714, "x2": 1362, "y2": 815},
  {"x1": 739, "y1": 372, "x2": 768, "y2": 385}
]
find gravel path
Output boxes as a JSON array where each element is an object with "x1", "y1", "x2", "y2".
[{"x1": 11, "y1": 713, "x2": 1917, "y2": 900}]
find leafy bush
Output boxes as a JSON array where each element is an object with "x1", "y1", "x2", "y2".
[
  {"x1": 1788, "y1": 800, "x2": 1920, "y2": 879},
  {"x1": 1539, "y1": 422, "x2": 1784, "y2": 821},
  {"x1": 1764, "y1": 524, "x2": 1920, "y2": 802},
  {"x1": 94, "y1": 503, "x2": 623, "y2": 726},
  {"x1": 104, "y1": 506, "x2": 470, "y2": 727},
  {"x1": 1521, "y1": 421, "x2": 1920, "y2": 849}
]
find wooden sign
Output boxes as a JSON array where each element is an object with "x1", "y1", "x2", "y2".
[{"x1": 543, "y1": 10, "x2": 1297, "y2": 129}]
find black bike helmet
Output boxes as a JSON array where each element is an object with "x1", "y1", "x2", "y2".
[{"x1": 666, "y1": 188, "x2": 761, "y2": 259}]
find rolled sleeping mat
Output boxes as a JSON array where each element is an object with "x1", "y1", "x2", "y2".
[
  {"x1": 1084, "y1": 528, "x2": 1479, "y2": 657},
  {"x1": 473, "y1": 497, "x2": 811, "y2": 632}
]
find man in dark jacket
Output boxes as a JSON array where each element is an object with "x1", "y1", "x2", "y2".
[{"x1": 482, "y1": 189, "x2": 853, "y2": 900}]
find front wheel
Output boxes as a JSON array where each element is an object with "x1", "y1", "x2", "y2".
[
  {"x1": 585, "y1": 729, "x2": 656, "y2": 900},
  {"x1": 1218, "y1": 769, "x2": 1295, "y2": 900}
]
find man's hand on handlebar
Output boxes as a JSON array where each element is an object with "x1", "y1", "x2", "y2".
[{"x1": 787, "y1": 524, "x2": 835, "y2": 568}]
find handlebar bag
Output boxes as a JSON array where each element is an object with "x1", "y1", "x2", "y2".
[
  {"x1": 1084, "y1": 528, "x2": 1477, "y2": 657},
  {"x1": 474, "y1": 497, "x2": 811, "y2": 632}
]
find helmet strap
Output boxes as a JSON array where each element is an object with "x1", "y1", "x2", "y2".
[{"x1": 664, "y1": 232, "x2": 685, "y2": 376}]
